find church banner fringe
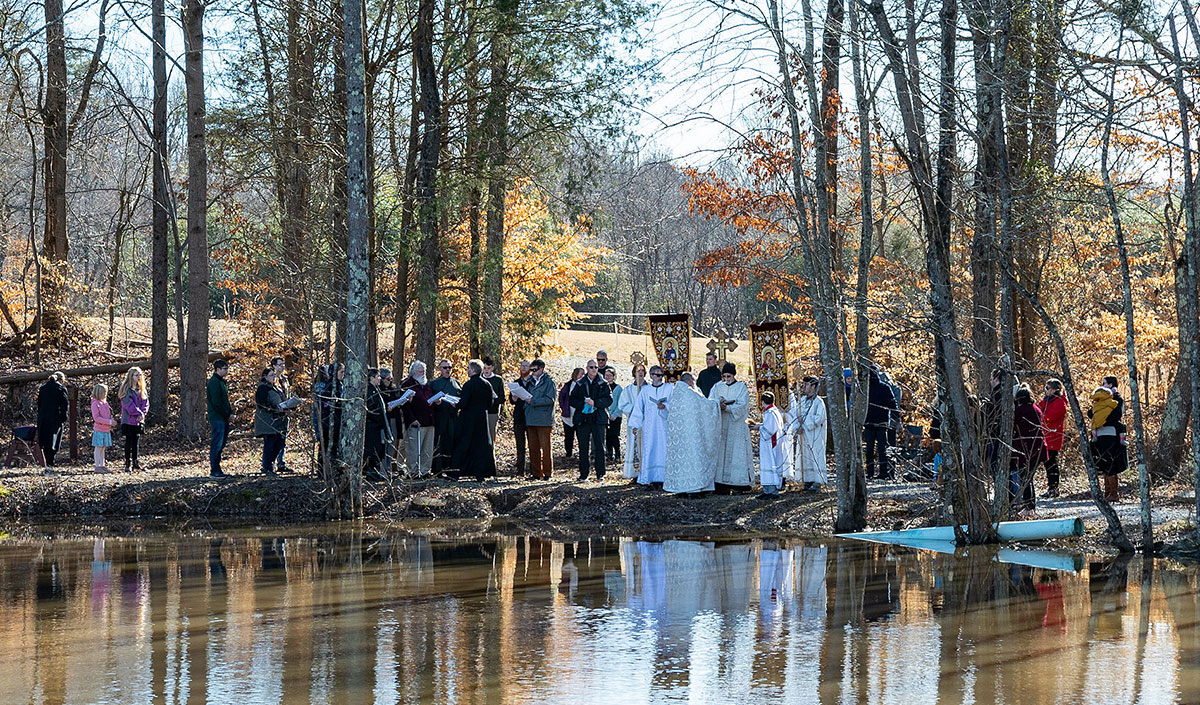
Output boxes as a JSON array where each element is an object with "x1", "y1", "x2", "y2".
[
  {"x1": 749, "y1": 320, "x2": 789, "y2": 414},
  {"x1": 648, "y1": 313, "x2": 690, "y2": 381}
]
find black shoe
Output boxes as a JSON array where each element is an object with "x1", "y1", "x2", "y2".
[
  {"x1": 578, "y1": 474, "x2": 588, "y2": 481},
  {"x1": 277, "y1": 464, "x2": 295, "y2": 474},
  {"x1": 597, "y1": 473, "x2": 605, "y2": 481},
  {"x1": 210, "y1": 469, "x2": 226, "y2": 478},
  {"x1": 263, "y1": 467, "x2": 278, "y2": 477}
]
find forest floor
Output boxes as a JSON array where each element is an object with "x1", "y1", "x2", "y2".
[{"x1": 0, "y1": 319, "x2": 1195, "y2": 552}]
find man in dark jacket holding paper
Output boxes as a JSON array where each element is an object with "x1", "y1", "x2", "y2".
[{"x1": 570, "y1": 359, "x2": 613, "y2": 480}]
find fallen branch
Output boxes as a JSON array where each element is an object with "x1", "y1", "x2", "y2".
[{"x1": 0, "y1": 351, "x2": 229, "y2": 385}]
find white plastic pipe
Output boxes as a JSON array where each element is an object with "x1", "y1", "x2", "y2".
[
  {"x1": 837, "y1": 517, "x2": 1084, "y2": 544},
  {"x1": 841, "y1": 537, "x2": 1083, "y2": 572}
]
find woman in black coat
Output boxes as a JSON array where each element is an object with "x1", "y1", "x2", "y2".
[
  {"x1": 364, "y1": 369, "x2": 392, "y2": 482},
  {"x1": 450, "y1": 360, "x2": 497, "y2": 482},
  {"x1": 36, "y1": 372, "x2": 70, "y2": 470}
]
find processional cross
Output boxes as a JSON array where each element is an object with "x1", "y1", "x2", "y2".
[
  {"x1": 630, "y1": 351, "x2": 647, "y2": 367},
  {"x1": 706, "y1": 329, "x2": 737, "y2": 362}
]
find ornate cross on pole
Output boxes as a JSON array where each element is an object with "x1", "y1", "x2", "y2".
[
  {"x1": 706, "y1": 329, "x2": 737, "y2": 362},
  {"x1": 630, "y1": 351, "x2": 647, "y2": 367}
]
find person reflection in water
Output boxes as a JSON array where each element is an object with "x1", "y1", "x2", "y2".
[{"x1": 1036, "y1": 572, "x2": 1067, "y2": 631}]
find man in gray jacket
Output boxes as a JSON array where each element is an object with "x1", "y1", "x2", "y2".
[{"x1": 524, "y1": 359, "x2": 557, "y2": 479}]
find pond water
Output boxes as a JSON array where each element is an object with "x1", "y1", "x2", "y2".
[{"x1": 0, "y1": 525, "x2": 1194, "y2": 705}]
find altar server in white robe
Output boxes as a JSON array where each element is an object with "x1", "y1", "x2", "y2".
[
  {"x1": 628, "y1": 365, "x2": 673, "y2": 486},
  {"x1": 664, "y1": 375, "x2": 720, "y2": 494},
  {"x1": 708, "y1": 363, "x2": 754, "y2": 490},
  {"x1": 758, "y1": 391, "x2": 789, "y2": 497},
  {"x1": 794, "y1": 375, "x2": 828, "y2": 490},
  {"x1": 617, "y1": 363, "x2": 649, "y2": 480}
]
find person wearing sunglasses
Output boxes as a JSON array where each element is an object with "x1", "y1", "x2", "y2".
[{"x1": 430, "y1": 360, "x2": 462, "y2": 475}]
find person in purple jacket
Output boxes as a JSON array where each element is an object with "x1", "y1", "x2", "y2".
[{"x1": 118, "y1": 366, "x2": 149, "y2": 471}]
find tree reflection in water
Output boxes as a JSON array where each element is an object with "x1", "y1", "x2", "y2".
[{"x1": 0, "y1": 526, "x2": 1190, "y2": 704}]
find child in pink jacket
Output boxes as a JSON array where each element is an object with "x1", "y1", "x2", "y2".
[{"x1": 90, "y1": 383, "x2": 117, "y2": 473}]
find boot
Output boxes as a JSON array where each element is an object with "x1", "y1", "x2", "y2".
[{"x1": 1103, "y1": 475, "x2": 1119, "y2": 503}]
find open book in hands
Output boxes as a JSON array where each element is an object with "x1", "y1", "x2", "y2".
[
  {"x1": 278, "y1": 397, "x2": 302, "y2": 411},
  {"x1": 508, "y1": 382, "x2": 533, "y2": 402},
  {"x1": 387, "y1": 389, "x2": 415, "y2": 410},
  {"x1": 429, "y1": 391, "x2": 460, "y2": 406}
]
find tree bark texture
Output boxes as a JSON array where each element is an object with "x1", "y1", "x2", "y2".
[
  {"x1": 336, "y1": 0, "x2": 369, "y2": 518},
  {"x1": 480, "y1": 0, "x2": 516, "y2": 370},
  {"x1": 150, "y1": 0, "x2": 171, "y2": 424},
  {"x1": 40, "y1": 0, "x2": 69, "y2": 336},
  {"x1": 179, "y1": 0, "x2": 210, "y2": 440},
  {"x1": 412, "y1": 0, "x2": 442, "y2": 365}
]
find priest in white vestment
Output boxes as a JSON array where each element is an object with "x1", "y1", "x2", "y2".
[
  {"x1": 664, "y1": 377, "x2": 719, "y2": 494},
  {"x1": 758, "y1": 391, "x2": 788, "y2": 497},
  {"x1": 628, "y1": 365, "x2": 673, "y2": 486},
  {"x1": 794, "y1": 375, "x2": 828, "y2": 490},
  {"x1": 617, "y1": 364, "x2": 649, "y2": 479},
  {"x1": 708, "y1": 363, "x2": 753, "y2": 490}
]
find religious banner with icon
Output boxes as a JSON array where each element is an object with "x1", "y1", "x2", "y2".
[
  {"x1": 749, "y1": 320, "x2": 789, "y2": 414},
  {"x1": 648, "y1": 314, "x2": 690, "y2": 381}
]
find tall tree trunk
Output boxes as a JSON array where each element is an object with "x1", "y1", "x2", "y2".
[
  {"x1": 1167, "y1": 13, "x2": 1200, "y2": 537},
  {"x1": 179, "y1": 0, "x2": 210, "y2": 440},
  {"x1": 870, "y1": 0, "x2": 992, "y2": 543},
  {"x1": 332, "y1": 0, "x2": 350, "y2": 364},
  {"x1": 150, "y1": 0, "x2": 170, "y2": 424},
  {"x1": 1152, "y1": 225, "x2": 1193, "y2": 482},
  {"x1": 967, "y1": 0, "x2": 998, "y2": 395},
  {"x1": 846, "y1": 0, "x2": 872, "y2": 526},
  {"x1": 480, "y1": 0, "x2": 516, "y2": 369},
  {"x1": 40, "y1": 0, "x2": 69, "y2": 338},
  {"x1": 1098, "y1": 25, "x2": 1151, "y2": 549},
  {"x1": 281, "y1": 0, "x2": 317, "y2": 345},
  {"x1": 466, "y1": 22, "x2": 484, "y2": 359},
  {"x1": 767, "y1": 0, "x2": 858, "y2": 531},
  {"x1": 412, "y1": 0, "x2": 442, "y2": 365},
  {"x1": 391, "y1": 63, "x2": 419, "y2": 374},
  {"x1": 336, "y1": 0, "x2": 369, "y2": 518},
  {"x1": 106, "y1": 188, "x2": 133, "y2": 352},
  {"x1": 820, "y1": 0, "x2": 844, "y2": 271}
]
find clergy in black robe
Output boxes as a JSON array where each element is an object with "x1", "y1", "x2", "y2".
[
  {"x1": 696, "y1": 353, "x2": 722, "y2": 398},
  {"x1": 450, "y1": 360, "x2": 497, "y2": 481},
  {"x1": 430, "y1": 360, "x2": 463, "y2": 474}
]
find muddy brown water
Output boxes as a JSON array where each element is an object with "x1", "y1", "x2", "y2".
[{"x1": 0, "y1": 525, "x2": 1195, "y2": 704}]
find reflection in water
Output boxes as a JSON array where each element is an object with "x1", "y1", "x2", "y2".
[{"x1": 0, "y1": 527, "x2": 1193, "y2": 704}]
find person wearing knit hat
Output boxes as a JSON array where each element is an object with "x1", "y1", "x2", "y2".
[{"x1": 708, "y1": 362, "x2": 753, "y2": 492}]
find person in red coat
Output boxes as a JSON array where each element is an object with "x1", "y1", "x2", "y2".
[{"x1": 1034, "y1": 378, "x2": 1068, "y2": 497}]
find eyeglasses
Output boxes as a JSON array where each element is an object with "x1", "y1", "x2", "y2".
[
  {"x1": 587, "y1": 365, "x2": 597, "y2": 370},
  {"x1": 440, "y1": 366, "x2": 451, "y2": 370},
  {"x1": 651, "y1": 373, "x2": 664, "y2": 377}
]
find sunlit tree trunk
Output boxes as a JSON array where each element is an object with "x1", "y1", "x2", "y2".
[
  {"x1": 412, "y1": 0, "x2": 442, "y2": 365},
  {"x1": 481, "y1": 0, "x2": 516, "y2": 370},
  {"x1": 150, "y1": 0, "x2": 170, "y2": 424},
  {"x1": 179, "y1": 0, "x2": 210, "y2": 440},
  {"x1": 336, "y1": 0, "x2": 369, "y2": 518}
]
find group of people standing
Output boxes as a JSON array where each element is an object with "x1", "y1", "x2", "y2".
[
  {"x1": 986, "y1": 371, "x2": 1125, "y2": 511},
  {"x1": 34, "y1": 366, "x2": 149, "y2": 474}
]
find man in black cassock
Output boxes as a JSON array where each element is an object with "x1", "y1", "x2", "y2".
[
  {"x1": 451, "y1": 359, "x2": 498, "y2": 481},
  {"x1": 430, "y1": 359, "x2": 462, "y2": 474}
]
